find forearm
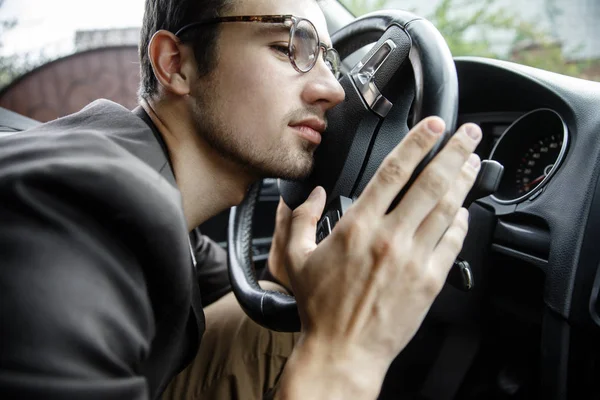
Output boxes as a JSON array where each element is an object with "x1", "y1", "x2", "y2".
[{"x1": 275, "y1": 334, "x2": 386, "y2": 400}]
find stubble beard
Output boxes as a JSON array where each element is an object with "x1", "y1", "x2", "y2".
[{"x1": 190, "y1": 90, "x2": 317, "y2": 181}]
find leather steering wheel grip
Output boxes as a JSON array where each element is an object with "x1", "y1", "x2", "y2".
[
  {"x1": 228, "y1": 11, "x2": 458, "y2": 332},
  {"x1": 227, "y1": 181, "x2": 301, "y2": 332}
]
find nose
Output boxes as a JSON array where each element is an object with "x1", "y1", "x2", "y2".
[{"x1": 301, "y1": 58, "x2": 345, "y2": 112}]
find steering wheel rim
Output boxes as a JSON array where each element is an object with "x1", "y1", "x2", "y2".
[{"x1": 228, "y1": 10, "x2": 459, "y2": 332}]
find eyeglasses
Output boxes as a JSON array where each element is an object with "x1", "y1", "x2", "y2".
[{"x1": 174, "y1": 15, "x2": 341, "y2": 79}]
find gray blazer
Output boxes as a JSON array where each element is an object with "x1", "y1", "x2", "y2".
[{"x1": 0, "y1": 100, "x2": 228, "y2": 399}]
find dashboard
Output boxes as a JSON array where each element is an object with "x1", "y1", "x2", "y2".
[{"x1": 434, "y1": 57, "x2": 600, "y2": 400}]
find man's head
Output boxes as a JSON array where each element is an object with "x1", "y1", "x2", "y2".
[{"x1": 139, "y1": 0, "x2": 345, "y2": 181}]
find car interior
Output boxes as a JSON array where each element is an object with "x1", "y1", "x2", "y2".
[{"x1": 2, "y1": 0, "x2": 600, "y2": 399}]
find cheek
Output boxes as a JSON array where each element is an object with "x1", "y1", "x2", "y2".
[{"x1": 216, "y1": 48, "x2": 296, "y2": 139}]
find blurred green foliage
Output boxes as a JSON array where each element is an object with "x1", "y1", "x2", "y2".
[{"x1": 340, "y1": 0, "x2": 600, "y2": 80}]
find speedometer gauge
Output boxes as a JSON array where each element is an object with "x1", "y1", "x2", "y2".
[
  {"x1": 515, "y1": 135, "x2": 563, "y2": 197},
  {"x1": 490, "y1": 108, "x2": 568, "y2": 204}
]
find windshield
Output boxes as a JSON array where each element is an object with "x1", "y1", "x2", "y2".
[
  {"x1": 341, "y1": 0, "x2": 600, "y2": 81},
  {"x1": 1, "y1": 0, "x2": 598, "y2": 92}
]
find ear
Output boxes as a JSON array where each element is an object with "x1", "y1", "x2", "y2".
[{"x1": 148, "y1": 30, "x2": 194, "y2": 96}]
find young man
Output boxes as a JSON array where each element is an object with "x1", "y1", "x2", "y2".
[{"x1": 0, "y1": 0, "x2": 482, "y2": 399}]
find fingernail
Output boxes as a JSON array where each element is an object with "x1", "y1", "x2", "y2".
[
  {"x1": 465, "y1": 124, "x2": 482, "y2": 141},
  {"x1": 468, "y1": 153, "x2": 481, "y2": 169},
  {"x1": 426, "y1": 118, "x2": 445, "y2": 136}
]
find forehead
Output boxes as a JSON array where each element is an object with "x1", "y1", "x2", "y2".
[{"x1": 228, "y1": 0, "x2": 331, "y2": 45}]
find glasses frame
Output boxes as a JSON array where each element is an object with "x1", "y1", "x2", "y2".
[{"x1": 174, "y1": 14, "x2": 341, "y2": 79}]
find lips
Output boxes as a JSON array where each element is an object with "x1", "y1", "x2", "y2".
[
  {"x1": 290, "y1": 118, "x2": 327, "y2": 134},
  {"x1": 289, "y1": 118, "x2": 326, "y2": 146}
]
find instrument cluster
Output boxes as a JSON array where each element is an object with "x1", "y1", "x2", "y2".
[{"x1": 488, "y1": 108, "x2": 569, "y2": 204}]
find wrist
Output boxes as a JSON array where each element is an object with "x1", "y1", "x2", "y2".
[{"x1": 276, "y1": 333, "x2": 387, "y2": 400}]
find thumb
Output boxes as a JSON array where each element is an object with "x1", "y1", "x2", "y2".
[
  {"x1": 274, "y1": 197, "x2": 293, "y2": 241},
  {"x1": 287, "y1": 186, "x2": 327, "y2": 268}
]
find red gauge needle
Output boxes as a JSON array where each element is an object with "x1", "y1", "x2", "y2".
[{"x1": 524, "y1": 174, "x2": 545, "y2": 190}]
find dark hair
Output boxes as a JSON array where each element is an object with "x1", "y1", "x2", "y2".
[{"x1": 138, "y1": 0, "x2": 234, "y2": 100}]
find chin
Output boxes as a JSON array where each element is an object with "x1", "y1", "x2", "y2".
[
  {"x1": 266, "y1": 164, "x2": 313, "y2": 181},
  {"x1": 245, "y1": 139, "x2": 316, "y2": 180},
  {"x1": 261, "y1": 154, "x2": 314, "y2": 181}
]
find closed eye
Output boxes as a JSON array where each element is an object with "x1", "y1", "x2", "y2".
[{"x1": 271, "y1": 44, "x2": 290, "y2": 57}]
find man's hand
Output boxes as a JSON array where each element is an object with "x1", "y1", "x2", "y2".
[
  {"x1": 277, "y1": 116, "x2": 482, "y2": 399},
  {"x1": 266, "y1": 198, "x2": 294, "y2": 291}
]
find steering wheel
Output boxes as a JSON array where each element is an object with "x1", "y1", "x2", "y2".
[{"x1": 228, "y1": 10, "x2": 459, "y2": 332}]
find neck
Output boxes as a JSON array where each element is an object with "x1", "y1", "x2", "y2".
[{"x1": 140, "y1": 97, "x2": 258, "y2": 231}]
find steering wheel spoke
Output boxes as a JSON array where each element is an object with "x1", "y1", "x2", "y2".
[{"x1": 348, "y1": 26, "x2": 411, "y2": 118}]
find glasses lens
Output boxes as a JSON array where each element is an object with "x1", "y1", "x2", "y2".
[
  {"x1": 325, "y1": 48, "x2": 341, "y2": 79},
  {"x1": 291, "y1": 19, "x2": 319, "y2": 72}
]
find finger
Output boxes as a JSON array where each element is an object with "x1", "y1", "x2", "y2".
[
  {"x1": 389, "y1": 123, "x2": 481, "y2": 232},
  {"x1": 352, "y1": 117, "x2": 446, "y2": 217},
  {"x1": 427, "y1": 207, "x2": 469, "y2": 276},
  {"x1": 274, "y1": 197, "x2": 293, "y2": 242},
  {"x1": 287, "y1": 186, "x2": 327, "y2": 271},
  {"x1": 412, "y1": 154, "x2": 480, "y2": 253},
  {"x1": 268, "y1": 198, "x2": 293, "y2": 273}
]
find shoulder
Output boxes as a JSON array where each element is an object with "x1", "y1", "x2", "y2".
[
  {"x1": 0, "y1": 102, "x2": 194, "y2": 394},
  {"x1": 0, "y1": 105, "x2": 190, "y2": 279},
  {"x1": 1, "y1": 101, "x2": 178, "y2": 218}
]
